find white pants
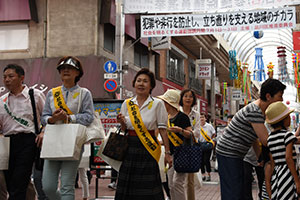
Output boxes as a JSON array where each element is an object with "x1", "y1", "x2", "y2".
[
  {"x1": 78, "y1": 168, "x2": 89, "y2": 198},
  {"x1": 187, "y1": 173, "x2": 202, "y2": 200},
  {"x1": 168, "y1": 166, "x2": 188, "y2": 200}
]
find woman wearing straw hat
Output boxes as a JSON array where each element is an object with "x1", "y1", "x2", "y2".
[
  {"x1": 158, "y1": 89, "x2": 193, "y2": 200},
  {"x1": 116, "y1": 68, "x2": 172, "y2": 200},
  {"x1": 265, "y1": 101, "x2": 300, "y2": 199}
]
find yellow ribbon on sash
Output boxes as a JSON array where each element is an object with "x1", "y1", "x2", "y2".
[
  {"x1": 200, "y1": 127, "x2": 215, "y2": 147},
  {"x1": 52, "y1": 86, "x2": 73, "y2": 115},
  {"x1": 126, "y1": 99, "x2": 161, "y2": 163},
  {"x1": 167, "y1": 119, "x2": 183, "y2": 147}
]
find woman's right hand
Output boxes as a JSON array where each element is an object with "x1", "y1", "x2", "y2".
[
  {"x1": 48, "y1": 108, "x2": 68, "y2": 123},
  {"x1": 117, "y1": 113, "x2": 127, "y2": 131}
]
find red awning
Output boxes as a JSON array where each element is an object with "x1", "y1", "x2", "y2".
[
  {"x1": 109, "y1": 0, "x2": 136, "y2": 39},
  {"x1": 0, "y1": 0, "x2": 38, "y2": 22}
]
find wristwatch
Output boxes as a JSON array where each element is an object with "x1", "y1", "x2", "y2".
[{"x1": 165, "y1": 151, "x2": 171, "y2": 155}]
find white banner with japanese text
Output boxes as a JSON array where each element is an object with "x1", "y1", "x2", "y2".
[
  {"x1": 141, "y1": 7, "x2": 296, "y2": 37},
  {"x1": 125, "y1": 0, "x2": 298, "y2": 14}
]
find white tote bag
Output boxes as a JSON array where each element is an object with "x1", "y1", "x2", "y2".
[
  {"x1": 85, "y1": 111, "x2": 105, "y2": 144},
  {"x1": 77, "y1": 89, "x2": 105, "y2": 144},
  {"x1": 41, "y1": 124, "x2": 86, "y2": 160},
  {"x1": 79, "y1": 144, "x2": 91, "y2": 168},
  {"x1": 0, "y1": 137, "x2": 10, "y2": 170},
  {"x1": 96, "y1": 127, "x2": 122, "y2": 171}
]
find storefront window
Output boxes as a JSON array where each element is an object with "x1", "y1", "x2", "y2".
[
  {"x1": 0, "y1": 23, "x2": 28, "y2": 51},
  {"x1": 189, "y1": 60, "x2": 203, "y2": 95},
  {"x1": 134, "y1": 43, "x2": 149, "y2": 68},
  {"x1": 104, "y1": 23, "x2": 115, "y2": 53},
  {"x1": 167, "y1": 50, "x2": 185, "y2": 85}
]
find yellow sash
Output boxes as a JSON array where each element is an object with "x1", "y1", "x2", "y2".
[
  {"x1": 52, "y1": 86, "x2": 73, "y2": 115},
  {"x1": 167, "y1": 119, "x2": 183, "y2": 147},
  {"x1": 200, "y1": 127, "x2": 215, "y2": 147},
  {"x1": 126, "y1": 99, "x2": 161, "y2": 163}
]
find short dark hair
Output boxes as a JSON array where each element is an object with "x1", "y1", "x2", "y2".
[
  {"x1": 132, "y1": 68, "x2": 156, "y2": 94},
  {"x1": 179, "y1": 89, "x2": 196, "y2": 107},
  {"x1": 260, "y1": 78, "x2": 286, "y2": 101},
  {"x1": 57, "y1": 56, "x2": 84, "y2": 83},
  {"x1": 3, "y1": 64, "x2": 25, "y2": 76},
  {"x1": 270, "y1": 119, "x2": 287, "y2": 130},
  {"x1": 200, "y1": 112, "x2": 206, "y2": 118}
]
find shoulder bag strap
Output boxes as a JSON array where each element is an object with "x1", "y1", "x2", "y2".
[{"x1": 29, "y1": 88, "x2": 40, "y2": 135}]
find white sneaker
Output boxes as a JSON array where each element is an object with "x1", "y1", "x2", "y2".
[{"x1": 108, "y1": 182, "x2": 117, "y2": 190}]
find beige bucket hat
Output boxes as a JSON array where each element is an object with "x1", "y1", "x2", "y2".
[
  {"x1": 265, "y1": 101, "x2": 294, "y2": 124},
  {"x1": 157, "y1": 89, "x2": 181, "y2": 111}
]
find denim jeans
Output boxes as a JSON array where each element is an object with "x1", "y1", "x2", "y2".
[
  {"x1": 217, "y1": 153, "x2": 244, "y2": 200},
  {"x1": 42, "y1": 157, "x2": 81, "y2": 200}
]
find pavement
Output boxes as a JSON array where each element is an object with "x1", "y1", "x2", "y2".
[{"x1": 75, "y1": 168, "x2": 260, "y2": 200}]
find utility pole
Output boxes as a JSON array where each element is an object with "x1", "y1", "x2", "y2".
[
  {"x1": 211, "y1": 62, "x2": 216, "y2": 125},
  {"x1": 115, "y1": 0, "x2": 124, "y2": 99}
]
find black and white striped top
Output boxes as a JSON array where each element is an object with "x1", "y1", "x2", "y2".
[
  {"x1": 267, "y1": 130, "x2": 297, "y2": 165},
  {"x1": 216, "y1": 102, "x2": 265, "y2": 158}
]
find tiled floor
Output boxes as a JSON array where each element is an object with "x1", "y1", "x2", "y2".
[{"x1": 75, "y1": 170, "x2": 260, "y2": 200}]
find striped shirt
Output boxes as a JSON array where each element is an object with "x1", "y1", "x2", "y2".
[
  {"x1": 267, "y1": 130, "x2": 297, "y2": 165},
  {"x1": 216, "y1": 102, "x2": 265, "y2": 158}
]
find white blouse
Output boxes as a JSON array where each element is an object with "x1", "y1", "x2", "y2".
[
  {"x1": 180, "y1": 107, "x2": 201, "y2": 139},
  {"x1": 121, "y1": 95, "x2": 168, "y2": 131}
]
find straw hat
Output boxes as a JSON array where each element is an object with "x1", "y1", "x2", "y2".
[
  {"x1": 157, "y1": 89, "x2": 181, "y2": 111},
  {"x1": 265, "y1": 101, "x2": 294, "y2": 124}
]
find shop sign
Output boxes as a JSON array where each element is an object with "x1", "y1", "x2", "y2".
[{"x1": 232, "y1": 89, "x2": 242, "y2": 101}]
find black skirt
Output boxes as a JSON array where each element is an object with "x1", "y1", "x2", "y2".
[{"x1": 115, "y1": 136, "x2": 165, "y2": 200}]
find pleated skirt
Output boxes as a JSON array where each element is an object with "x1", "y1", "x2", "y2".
[{"x1": 115, "y1": 136, "x2": 165, "y2": 200}]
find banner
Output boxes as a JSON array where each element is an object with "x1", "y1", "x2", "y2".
[
  {"x1": 141, "y1": 7, "x2": 296, "y2": 37},
  {"x1": 125, "y1": 0, "x2": 299, "y2": 14}
]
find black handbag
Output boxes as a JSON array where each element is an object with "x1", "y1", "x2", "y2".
[
  {"x1": 173, "y1": 136, "x2": 202, "y2": 173},
  {"x1": 29, "y1": 89, "x2": 44, "y2": 171},
  {"x1": 200, "y1": 141, "x2": 213, "y2": 152},
  {"x1": 102, "y1": 128, "x2": 128, "y2": 161}
]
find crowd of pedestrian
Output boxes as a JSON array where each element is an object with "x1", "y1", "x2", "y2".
[{"x1": 1, "y1": 63, "x2": 300, "y2": 200}]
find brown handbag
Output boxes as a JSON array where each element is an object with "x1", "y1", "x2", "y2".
[{"x1": 102, "y1": 128, "x2": 128, "y2": 161}]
